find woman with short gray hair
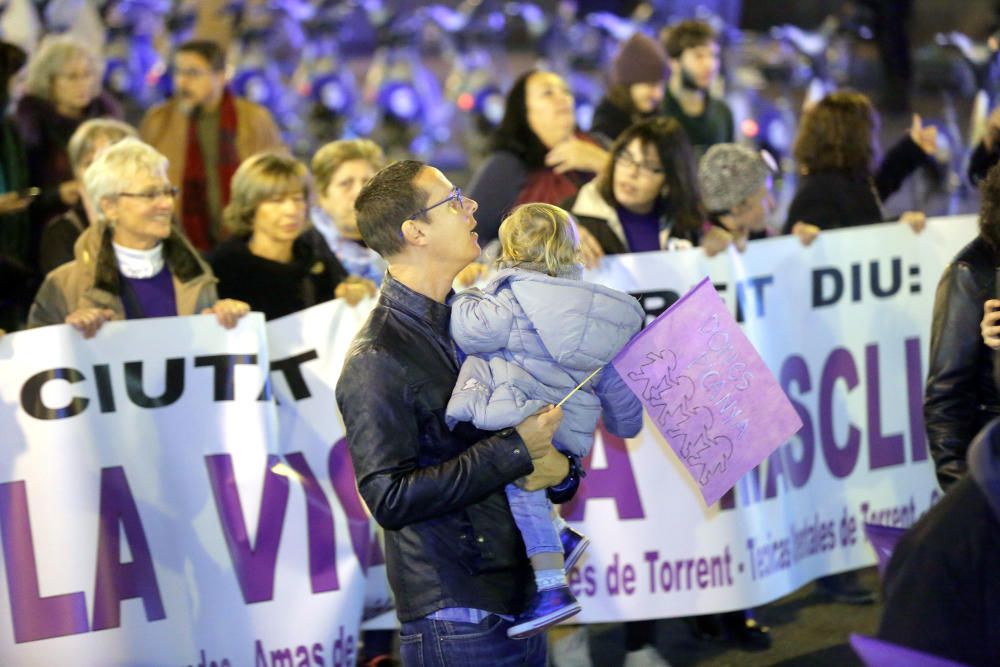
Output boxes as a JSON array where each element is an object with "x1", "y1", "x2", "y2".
[
  {"x1": 13, "y1": 35, "x2": 122, "y2": 245},
  {"x1": 39, "y1": 118, "x2": 137, "y2": 274},
  {"x1": 28, "y1": 139, "x2": 249, "y2": 337}
]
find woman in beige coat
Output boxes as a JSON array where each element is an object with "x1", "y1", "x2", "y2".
[{"x1": 29, "y1": 138, "x2": 248, "y2": 337}]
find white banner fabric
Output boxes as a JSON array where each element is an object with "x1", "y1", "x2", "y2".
[{"x1": 0, "y1": 215, "x2": 981, "y2": 658}]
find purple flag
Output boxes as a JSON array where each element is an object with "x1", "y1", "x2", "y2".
[
  {"x1": 863, "y1": 522, "x2": 907, "y2": 578},
  {"x1": 850, "y1": 634, "x2": 971, "y2": 667},
  {"x1": 612, "y1": 278, "x2": 802, "y2": 506}
]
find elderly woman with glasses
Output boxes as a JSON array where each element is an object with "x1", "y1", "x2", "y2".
[
  {"x1": 562, "y1": 117, "x2": 705, "y2": 264},
  {"x1": 28, "y1": 138, "x2": 249, "y2": 336},
  {"x1": 209, "y1": 152, "x2": 354, "y2": 321},
  {"x1": 14, "y1": 35, "x2": 123, "y2": 236}
]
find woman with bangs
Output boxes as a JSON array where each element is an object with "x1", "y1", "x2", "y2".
[
  {"x1": 210, "y1": 152, "x2": 353, "y2": 321},
  {"x1": 562, "y1": 116, "x2": 705, "y2": 263},
  {"x1": 783, "y1": 91, "x2": 937, "y2": 236}
]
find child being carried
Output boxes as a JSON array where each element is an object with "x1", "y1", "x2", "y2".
[{"x1": 446, "y1": 203, "x2": 645, "y2": 639}]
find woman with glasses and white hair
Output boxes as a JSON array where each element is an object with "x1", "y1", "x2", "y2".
[
  {"x1": 14, "y1": 35, "x2": 123, "y2": 234},
  {"x1": 28, "y1": 138, "x2": 249, "y2": 336},
  {"x1": 209, "y1": 152, "x2": 355, "y2": 321}
]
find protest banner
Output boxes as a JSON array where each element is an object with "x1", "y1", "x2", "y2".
[
  {"x1": 0, "y1": 216, "x2": 981, "y2": 658},
  {"x1": 0, "y1": 313, "x2": 368, "y2": 666}
]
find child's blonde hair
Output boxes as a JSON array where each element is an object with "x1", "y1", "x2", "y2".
[{"x1": 498, "y1": 203, "x2": 580, "y2": 276}]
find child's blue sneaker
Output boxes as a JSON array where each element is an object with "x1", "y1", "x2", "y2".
[
  {"x1": 561, "y1": 525, "x2": 590, "y2": 571},
  {"x1": 507, "y1": 585, "x2": 582, "y2": 639}
]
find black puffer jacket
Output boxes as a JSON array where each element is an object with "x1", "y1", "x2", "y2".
[
  {"x1": 335, "y1": 275, "x2": 579, "y2": 622},
  {"x1": 924, "y1": 235, "x2": 1000, "y2": 490}
]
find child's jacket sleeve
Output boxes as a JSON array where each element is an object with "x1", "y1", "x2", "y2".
[
  {"x1": 449, "y1": 287, "x2": 515, "y2": 355},
  {"x1": 595, "y1": 365, "x2": 643, "y2": 438}
]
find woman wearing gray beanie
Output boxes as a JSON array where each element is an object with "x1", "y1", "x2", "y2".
[{"x1": 591, "y1": 33, "x2": 670, "y2": 145}]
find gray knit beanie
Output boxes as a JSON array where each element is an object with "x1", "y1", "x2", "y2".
[
  {"x1": 699, "y1": 144, "x2": 769, "y2": 213},
  {"x1": 612, "y1": 33, "x2": 669, "y2": 86}
]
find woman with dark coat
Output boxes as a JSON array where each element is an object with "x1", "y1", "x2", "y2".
[
  {"x1": 782, "y1": 91, "x2": 936, "y2": 235},
  {"x1": 13, "y1": 35, "x2": 123, "y2": 258},
  {"x1": 466, "y1": 69, "x2": 609, "y2": 244},
  {"x1": 210, "y1": 153, "x2": 353, "y2": 321}
]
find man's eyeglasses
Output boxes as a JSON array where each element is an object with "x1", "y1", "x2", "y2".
[
  {"x1": 615, "y1": 151, "x2": 665, "y2": 177},
  {"x1": 118, "y1": 187, "x2": 180, "y2": 201},
  {"x1": 407, "y1": 187, "x2": 464, "y2": 221}
]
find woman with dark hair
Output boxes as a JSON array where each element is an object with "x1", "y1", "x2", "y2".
[
  {"x1": 466, "y1": 69, "x2": 609, "y2": 244},
  {"x1": 210, "y1": 152, "x2": 353, "y2": 321},
  {"x1": 563, "y1": 116, "x2": 704, "y2": 260},
  {"x1": 782, "y1": 91, "x2": 936, "y2": 235},
  {"x1": 590, "y1": 33, "x2": 669, "y2": 145}
]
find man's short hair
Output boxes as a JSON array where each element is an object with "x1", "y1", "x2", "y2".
[
  {"x1": 176, "y1": 40, "x2": 226, "y2": 71},
  {"x1": 662, "y1": 20, "x2": 716, "y2": 60},
  {"x1": 355, "y1": 160, "x2": 426, "y2": 258}
]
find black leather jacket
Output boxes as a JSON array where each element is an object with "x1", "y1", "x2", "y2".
[
  {"x1": 925, "y1": 235, "x2": 1000, "y2": 491},
  {"x1": 335, "y1": 275, "x2": 579, "y2": 621}
]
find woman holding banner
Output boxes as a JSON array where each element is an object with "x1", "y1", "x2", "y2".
[
  {"x1": 210, "y1": 152, "x2": 371, "y2": 321},
  {"x1": 28, "y1": 138, "x2": 249, "y2": 336},
  {"x1": 563, "y1": 116, "x2": 704, "y2": 264}
]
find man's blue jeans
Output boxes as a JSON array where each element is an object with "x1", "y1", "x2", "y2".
[{"x1": 399, "y1": 614, "x2": 546, "y2": 666}]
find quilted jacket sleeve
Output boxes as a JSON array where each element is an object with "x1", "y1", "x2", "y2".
[
  {"x1": 595, "y1": 365, "x2": 643, "y2": 438},
  {"x1": 450, "y1": 288, "x2": 516, "y2": 355}
]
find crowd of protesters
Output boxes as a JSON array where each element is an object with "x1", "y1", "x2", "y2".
[{"x1": 0, "y1": 12, "x2": 998, "y2": 667}]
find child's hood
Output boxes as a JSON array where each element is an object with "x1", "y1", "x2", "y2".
[{"x1": 487, "y1": 267, "x2": 645, "y2": 371}]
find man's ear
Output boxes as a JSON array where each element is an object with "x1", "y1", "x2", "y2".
[{"x1": 400, "y1": 218, "x2": 428, "y2": 246}]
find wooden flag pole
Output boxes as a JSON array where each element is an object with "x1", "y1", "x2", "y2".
[{"x1": 556, "y1": 367, "x2": 603, "y2": 408}]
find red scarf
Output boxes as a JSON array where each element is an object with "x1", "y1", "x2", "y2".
[
  {"x1": 181, "y1": 89, "x2": 240, "y2": 252},
  {"x1": 514, "y1": 132, "x2": 599, "y2": 208}
]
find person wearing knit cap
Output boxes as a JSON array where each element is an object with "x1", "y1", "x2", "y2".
[
  {"x1": 660, "y1": 20, "x2": 733, "y2": 156},
  {"x1": 697, "y1": 143, "x2": 774, "y2": 253},
  {"x1": 591, "y1": 32, "x2": 669, "y2": 145}
]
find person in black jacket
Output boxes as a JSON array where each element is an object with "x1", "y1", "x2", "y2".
[
  {"x1": 878, "y1": 417, "x2": 1000, "y2": 666},
  {"x1": 590, "y1": 33, "x2": 669, "y2": 146},
  {"x1": 931, "y1": 165, "x2": 1000, "y2": 490},
  {"x1": 336, "y1": 160, "x2": 578, "y2": 666},
  {"x1": 211, "y1": 152, "x2": 357, "y2": 320},
  {"x1": 783, "y1": 91, "x2": 936, "y2": 235}
]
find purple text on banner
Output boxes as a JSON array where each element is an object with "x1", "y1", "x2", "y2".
[{"x1": 612, "y1": 278, "x2": 803, "y2": 506}]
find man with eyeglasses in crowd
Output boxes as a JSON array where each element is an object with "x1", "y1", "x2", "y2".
[
  {"x1": 139, "y1": 40, "x2": 284, "y2": 253},
  {"x1": 336, "y1": 160, "x2": 582, "y2": 666}
]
